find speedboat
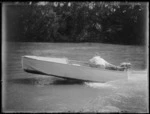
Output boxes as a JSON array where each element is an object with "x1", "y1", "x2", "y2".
[{"x1": 22, "y1": 55, "x2": 128, "y2": 82}]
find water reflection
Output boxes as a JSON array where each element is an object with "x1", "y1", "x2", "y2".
[{"x1": 8, "y1": 77, "x2": 84, "y2": 86}]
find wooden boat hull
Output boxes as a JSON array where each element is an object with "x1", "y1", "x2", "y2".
[{"x1": 22, "y1": 56, "x2": 128, "y2": 82}]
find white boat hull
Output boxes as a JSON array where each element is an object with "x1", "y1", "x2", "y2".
[{"x1": 22, "y1": 56, "x2": 128, "y2": 82}]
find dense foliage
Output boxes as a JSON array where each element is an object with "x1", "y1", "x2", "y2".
[{"x1": 5, "y1": 2, "x2": 147, "y2": 45}]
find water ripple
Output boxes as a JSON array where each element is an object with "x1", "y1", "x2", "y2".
[{"x1": 84, "y1": 82, "x2": 117, "y2": 89}]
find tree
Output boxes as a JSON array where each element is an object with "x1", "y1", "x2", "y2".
[{"x1": 6, "y1": 2, "x2": 147, "y2": 45}]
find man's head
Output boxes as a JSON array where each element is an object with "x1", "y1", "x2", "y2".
[{"x1": 95, "y1": 52, "x2": 100, "y2": 57}]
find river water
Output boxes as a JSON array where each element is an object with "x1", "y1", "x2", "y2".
[{"x1": 3, "y1": 42, "x2": 148, "y2": 112}]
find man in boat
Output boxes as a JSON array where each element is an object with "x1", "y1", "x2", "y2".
[{"x1": 89, "y1": 53, "x2": 131, "y2": 71}]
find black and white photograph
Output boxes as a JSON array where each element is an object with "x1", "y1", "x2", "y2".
[{"x1": 2, "y1": 1, "x2": 149, "y2": 113}]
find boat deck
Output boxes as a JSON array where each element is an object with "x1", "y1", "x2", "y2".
[
  {"x1": 23, "y1": 55, "x2": 69, "y2": 64},
  {"x1": 23, "y1": 55, "x2": 89, "y2": 66}
]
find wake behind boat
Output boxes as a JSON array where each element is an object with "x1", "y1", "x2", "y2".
[{"x1": 22, "y1": 55, "x2": 128, "y2": 83}]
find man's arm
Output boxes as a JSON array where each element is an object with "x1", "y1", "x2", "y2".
[{"x1": 105, "y1": 62, "x2": 126, "y2": 71}]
